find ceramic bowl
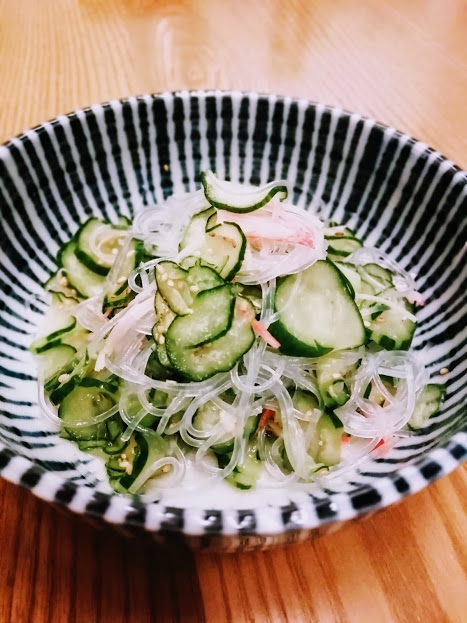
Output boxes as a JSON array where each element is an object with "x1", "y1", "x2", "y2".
[{"x1": 0, "y1": 91, "x2": 466, "y2": 551}]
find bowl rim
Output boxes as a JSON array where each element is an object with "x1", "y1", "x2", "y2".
[{"x1": 0, "y1": 90, "x2": 466, "y2": 539}]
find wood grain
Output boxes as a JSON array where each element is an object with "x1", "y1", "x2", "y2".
[{"x1": 0, "y1": 1, "x2": 466, "y2": 621}]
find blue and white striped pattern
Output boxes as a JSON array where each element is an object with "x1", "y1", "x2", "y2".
[{"x1": 0, "y1": 91, "x2": 466, "y2": 548}]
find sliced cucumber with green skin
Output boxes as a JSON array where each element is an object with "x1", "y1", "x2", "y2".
[
  {"x1": 103, "y1": 238, "x2": 144, "y2": 314},
  {"x1": 334, "y1": 262, "x2": 362, "y2": 296},
  {"x1": 79, "y1": 376, "x2": 120, "y2": 395},
  {"x1": 193, "y1": 400, "x2": 221, "y2": 432},
  {"x1": 45, "y1": 269, "x2": 81, "y2": 302},
  {"x1": 58, "y1": 384, "x2": 115, "y2": 441},
  {"x1": 186, "y1": 263, "x2": 224, "y2": 291},
  {"x1": 212, "y1": 414, "x2": 259, "y2": 454},
  {"x1": 292, "y1": 388, "x2": 320, "y2": 416},
  {"x1": 223, "y1": 443, "x2": 262, "y2": 490},
  {"x1": 153, "y1": 291, "x2": 176, "y2": 342},
  {"x1": 365, "y1": 287, "x2": 416, "y2": 350},
  {"x1": 180, "y1": 207, "x2": 246, "y2": 281},
  {"x1": 48, "y1": 351, "x2": 90, "y2": 404},
  {"x1": 316, "y1": 354, "x2": 357, "y2": 409},
  {"x1": 201, "y1": 170, "x2": 288, "y2": 213},
  {"x1": 408, "y1": 384, "x2": 445, "y2": 430},
  {"x1": 119, "y1": 432, "x2": 168, "y2": 493},
  {"x1": 326, "y1": 236, "x2": 363, "y2": 258},
  {"x1": 308, "y1": 411, "x2": 343, "y2": 466},
  {"x1": 200, "y1": 221, "x2": 246, "y2": 280},
  {"x1": 269, "y1": 260, "x2": 366, "y2": 358},
  {"x1": 232, "y1": 284, "x2": 263, "y2": 313},
  {"x1": 179, "y1": 255, "x2": 199, "y2": 270},
  {"x1": 145, "y1": 347, "x2": 173, "y2": 380},
  {"x1": 357, "y1": 264, "x2": 394, "y2": 294},
  {"x1": 30, "y1": 316, "x2": 77, "y2": 354},
  {"x1": 179, "y1": 207, "x2": 216, "y2": 249},
  {"x1": 166, "y1": 295, "x2": 255, "y2": 381},
  {"x1": 106, "y1": 436, "x2": 138, "y2": 483},
  {"x1": 59, "y1": 241, "x2": 107, "y2": 298},
  {"x1": 38, "y1": 344, "x2": 77, "y2": 381},
  {"x1": 156, "y1": 261, "x2": 225, "y2": 317},
  {"x1": 75, "y1": 218, "x2": 128, "y2": 276},
  {"x1": 166, "y1": 284, "x2": 235, "y2": 350},
  {"x1": 155, "y1": 261, "x2": 192, "y2": 315},
  {"x1": 194, "y1": 402, "x2": 258, "y2": 454},
  {"x1": 155, "y1": 342, "x2": 177, "y2": 372}
]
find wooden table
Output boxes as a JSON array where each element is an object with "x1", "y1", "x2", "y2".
[{"x1": 0, "y1": 1, "x2": 466, "y2": 621}]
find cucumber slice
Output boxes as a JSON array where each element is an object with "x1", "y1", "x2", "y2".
[
  {"x1": 179, "y1": 207, "x2": 216, "y2": 249},
  {"x1": 166, "y1": 296, "x2": 255, "y2": 381},
  {"x1": 180, "y1": 210, "x2": 246, "y2": 281},
  {"x1": 202, "y1": 221, "x2": 246, "y2": 280},
  {"x1": 59, "y1": 241, "x2": 107, "y2": 298},
  {"x1": 155, "y1": 260, "x2": 225, "y2": 318},
  {"x1": 316, "y1": 354, "x2": 357, "y2": 409},
  {"x1": 153, "y1": 291, "x2": 176, "y2": 340},
  {"x1": 224, "y1": 443, "x2": 262, "y2": 490},
  {"x1": 201, "y1": 170, "x2": 288, "y2": 213},
  {"x1": 145, "y1": 347, "x2": 173, "y2": 381},
  {"x1": 38, "y1": 344, "x2": 77, "y2": 381},
  {"x1": 193, "y1": 400, "x2": 221, "y2": 432},
  {"x1": 308, "y1": 412, "x2": 343, "y2": 466},
  {"x1": 166, "y1": 284, "x2": 236, "y2": 351},
  {"x1": 103, "y1": 238, "x2": 144, "y2": 314},
  {"x1": 45, "y1": 269, "x2": 81, "y2": 302},
  {"x1": 155, "y1": 342, "x2": 176, "y2": 372},
  {"x1": 357, "y1": 264, "x2": 394, "y2": 294},
  {"x1": 292, "y1": 388, "x2": 320, "y2": 416},
  {"x1": 75, "y1": 218, "x2": 128, "y2": 276},
  {"x1": 334, "y1": 262, "x2": 362, "y2": 295},
  {"x1": 365, "y1": 288, "x2": 416, "y2": 350},
  {"x1": 326, "y1": 236, "x2": 363, "y2": 258},
  {"x1": 58, "y1": 384, "x2": 115, "y2": 441},
  {"x1": 179, "y1": 256, "x2": 199, "y2": 270},
  {"x1": 155, "y1": 261, "x2": 192, "y2": 315},
  {"x1": 48, "y1": 351, "x2": 90, "y2": 405},
  {"x1": 186, "y1": 263, "x2": 224, "y2": 291},
  {"x1": 408, "y1": 384, "x2": 445, "y2": 430},
  {"x1": 120, "y1": 432, "x2": 168, "y2": 493},
  {"x1": 269, "y1": 260, "x2": 366, "y2": 357},
  {"x1": 30, "y1": 316, "x2": 77, "y2": 354}
]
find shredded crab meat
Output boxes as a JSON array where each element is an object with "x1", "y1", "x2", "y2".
[{"x1": 216, "y1": 202, "x2": 327, "y2": 284}]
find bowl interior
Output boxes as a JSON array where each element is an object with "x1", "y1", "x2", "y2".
[{"x1": 0, "y1": 92, "x2": 466, "y2": 540}]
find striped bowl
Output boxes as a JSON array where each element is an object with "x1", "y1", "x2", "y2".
[{"x1": 0, "y1": 91, "x2": 466, "y2": 551}]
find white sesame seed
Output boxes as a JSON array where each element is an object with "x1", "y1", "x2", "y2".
[
  {"x1": 167, "y1": 279, "x2": 174, "y2": 287},
  {"x1": 439, "y1": 367, "x2": 449, "y2": 375}
]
